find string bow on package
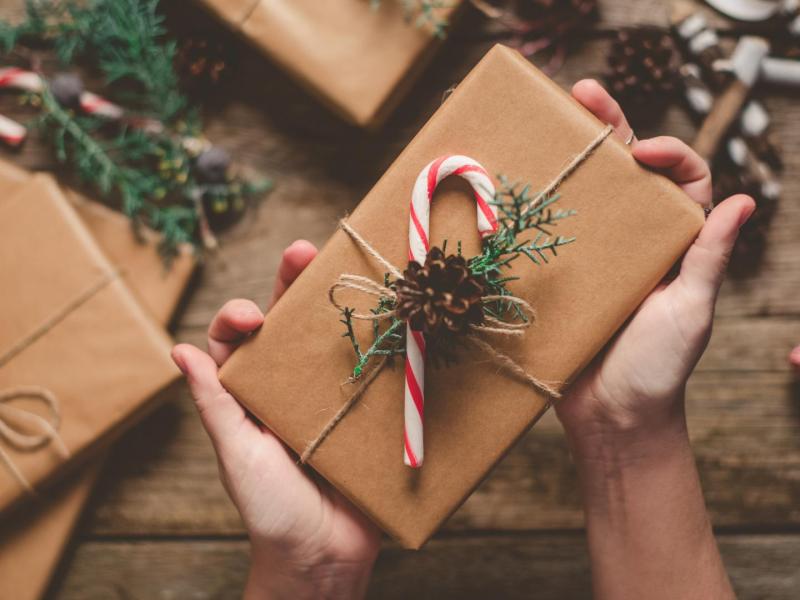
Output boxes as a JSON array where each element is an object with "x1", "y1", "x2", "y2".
[{"x1": 0, "y1": 386, "x2": 69, "y2": 494}]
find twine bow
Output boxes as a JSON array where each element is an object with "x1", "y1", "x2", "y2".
[
  {"x1": 0, "y1": 386, "x2": 70, "y2": 494},
  {"x1": 299, "y1": 124, "x2": 615, "y2": 464},
  {"x1": 299, "y1": 222, "x2": 561, "y2": 465}
]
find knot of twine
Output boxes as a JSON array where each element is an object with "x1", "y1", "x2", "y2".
[
  {"x1": 0, "y1": 386, "x2": 70, "y2": 495},
  {"x1": 300, "y1": 124, "x2": 615, "y2": 464}
]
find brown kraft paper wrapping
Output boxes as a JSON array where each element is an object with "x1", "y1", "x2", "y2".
[
  {"x1": 219, "y1": 45, "x2": 705, "y2": 549},
  {"x1": 0, "y1": 174, "x2": 181, "y2": 513},
  {"x1": 0, "y1": 161, "x2": 195, "y2": 600},
  {"x1": 199, "y1": 0, "x2": 460, "y2": 128}
]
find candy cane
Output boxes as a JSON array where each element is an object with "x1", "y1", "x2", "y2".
[
  {"x1": 404, "y1": 155, "x2": 499, "y2": 467},
  {"x1": 0, "y1": 67, "x2": 133, "y2": 124},
  {"x1": 0, "y1": 67, "x2": 43, "y2": 93},
  {"x1": 79, "y1": 91, "x2": 124, "y2": 120},
  {"x1": 0, "y1": 113, "x2": 26, "y2": 147}
]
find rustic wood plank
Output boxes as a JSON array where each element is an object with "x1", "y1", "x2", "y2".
[
  {"x1": 80, "y1": 368, "x2": 800, "y2": 535},
  {"x1": 50, "y1": 534, "x2": 800, "y2": 599}
]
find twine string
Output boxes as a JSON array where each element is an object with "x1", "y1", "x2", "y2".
[
  {"x1": 0, "y1": 386, "x2": 70, "y2": 494},
  {"x1": 338, "y1": 220, "x2": 404, "y2": 280},
  {"x1": 300, "y1": 356, "x2": 390, "y2": 464},
  {"x1": 0, "y1": 269, "x2": 120, "y2": 369},
  {"x1": 301, "y1": 126, "x2": 615, "y2": 463},
  {"x1": 524, "y1": 124, "x2": 614, "y2": 214},
  {"x1": 0, "y1": 269, "x2": 118, "y2": 491}
]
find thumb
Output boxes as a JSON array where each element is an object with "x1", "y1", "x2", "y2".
[
  {"x1": 678, "y1": 194, "x2": 755, "y2": 303},
  {"x1": 172, "y1": 343, "x2": 252, "y2": 451}
]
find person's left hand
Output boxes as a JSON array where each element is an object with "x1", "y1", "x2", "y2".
[{"x1": 172, "y1": 241, "x2": 380, "y2": 600}]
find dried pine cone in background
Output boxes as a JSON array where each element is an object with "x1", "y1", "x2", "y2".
[
  {"x1": 174, "y1": 36, "x2": 230, "y2": 96},
  {"x1": 395, "y1": 247, "x2": 487, "y2": 338},
  {"x1": 606, "y1": 26, "x2": 681, "y2": 119}
]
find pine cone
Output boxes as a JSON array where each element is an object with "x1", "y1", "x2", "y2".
[
  {"x1": 395, "y1": 247, "x2": 487, "y2": 336},
  {"x1": 174, "y1": 36, "x2": 230, "y2": 95},
  {"x1": 606, "y1": 26, "x2": 680, "y2": 115}
]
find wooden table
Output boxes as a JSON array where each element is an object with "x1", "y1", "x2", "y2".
[{"x1": 2, "y1": 0, "x2": 798, "y2": 597}]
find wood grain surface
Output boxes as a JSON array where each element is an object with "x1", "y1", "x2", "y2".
[{"x1": 0, "y1": 0, "x2": 797, "y2": 597}]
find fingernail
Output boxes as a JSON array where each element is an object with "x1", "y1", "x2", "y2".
[
  {"x1": 738, "y1": 201, "x2": 756, "y2": 228},
  {"x1": 171, "y1": 347, "x2": 188, "y2": 375},
  {"x1": 241, "y1": 305, "x2": 261, "y2": 319}
]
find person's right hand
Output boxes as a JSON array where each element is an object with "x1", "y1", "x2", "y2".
[
  {"x1": 558, "y1": 80, "x2": 755, "y2": 456},
  {"x1": 171, "y1": 241, "x2": 380, "y2": 600}
]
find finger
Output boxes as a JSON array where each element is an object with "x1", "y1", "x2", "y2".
[
  {"x1": 571, "y1": 79, "x2": 634, "y2": 144},
  {"x1": 633, "y1": 137, "x2": 712, "y2": 207},
  {"x1": 790, "y1": 346, "x2": 800, "y2": 374},
  {"x1": 677, "y1": 194, "x2": 755, "y2": 303},
  {"x1": 172, "y1": 344, "x2": 253, "y2": 450},
  {"x1": 207, "y1": 299, "x2": 264, "y2": 366},
  {"x1": 268, "y1": 239, "x2": 318, "y2": 309}
]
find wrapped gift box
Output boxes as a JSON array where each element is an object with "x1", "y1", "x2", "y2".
[
  {"x1": 0, "y1": 174, "x2": 180, "y2": 512},
  {"x1": 0, "y1": 161, "x2": 195, "y2": 600},
  {"x1": 199, "y1": 0, "x2": 460, "y2": 127},
  {"x1": 219, "y1": 44, "x2": 705, "y2": 548}
]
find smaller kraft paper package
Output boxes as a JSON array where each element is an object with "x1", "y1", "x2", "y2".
[
  {"x1": 0, "y1": 174, "x2": 180, "y2": 513},
  {"x1": 199, "y1": 0, "x2": 460, "y2": 128},
  {"x1": 0, "y1": 160, "x2": 195, "y2": 600},
  {"x1": 220, "y1": 45, "x2": 705, "y2": 549}
]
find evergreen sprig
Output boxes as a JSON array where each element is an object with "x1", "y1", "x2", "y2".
[
  {"x1": 2, "y1": 0, "x2": 185, "y2": 122},
  {"x1": 0, "y1": 0, "x2": 272, "y2": 259},
  {"x1": 341, "y1": 283, "x2": 406, "y2": 380},
  {"x1": 339, "y1": 175, "x2": 577, "y2": 379},
  {"x1": 473, "y1": 176, "x2": 575, "y2": 318}
]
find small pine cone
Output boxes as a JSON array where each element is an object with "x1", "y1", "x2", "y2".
[
  {"x1": 606, "y1": 26, "x2": 680, "y2": 114},
  {"x1": 174, "y1": 36, "x2": 230, "y2": 94},
  {"x1": 395, "y1": 247, "x2": 487, "y2": 336}
]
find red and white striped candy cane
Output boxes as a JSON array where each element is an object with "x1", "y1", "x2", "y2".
[
  {"x1": 0, "y1": 67, "x2": 128, "y2": 122},
  {"x1": 404, "y1": 155, "x2": 499, "y2": 468},
  {"x1": 0, "y1": 113, "x2": 26, "y2": 147},
  {"x1": 79, "y1": 91, "x2": 125, "y2": 120},
  {"x1": 0, "y1": 67, "x2": 43, "y2": 93}
]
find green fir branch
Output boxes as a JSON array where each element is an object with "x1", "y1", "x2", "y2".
[
  {"x1": 3, "y1": 0, "x2": 186, "y2": 122},
  {"x1": 340, "y1": 309, "x2": 405, "y2": 380},
  {"x1": 1, "y1": 0, "x2": 272, "y2": 259}
]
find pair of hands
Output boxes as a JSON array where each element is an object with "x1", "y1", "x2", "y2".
[{"x1": 172, "y1": 80, "x2": 754, "y2": 598}]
